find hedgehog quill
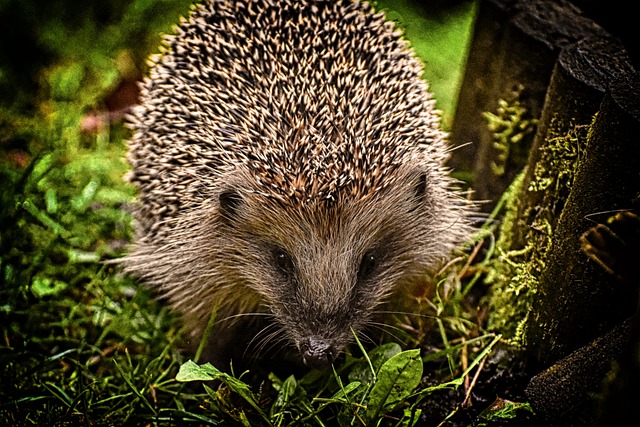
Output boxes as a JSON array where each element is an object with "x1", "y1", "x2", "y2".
[{"x1": 124, "y1": 0, "x2": 476, "y2": 370}]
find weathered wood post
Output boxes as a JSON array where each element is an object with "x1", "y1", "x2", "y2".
[
  {"x1": 449, "y1": 0, "x2": 640, "y2": 424},
  {"x1": 524, "y1": 73, "x2": 640, "y2": 426},
  {"x1": 451, "y1": 0, "x2": 607, "y2": 209},
  {"x1": 508, "y1": 37, "x2": 631, "y2": 252},
  {"x1": 447, "y1": 0, "x2": 514, "y2": 176},
  {"x1": 525, "y1": 50, "x2": 638, "y2": 369}
]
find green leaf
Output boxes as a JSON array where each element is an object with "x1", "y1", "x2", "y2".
[
  {"x1": 45, "y1": 188, "x2": 58, "y2": 214},
  {"x1": 330, "y1": 381, "x2": 362, "y2": 400},
  {"x1": 476, "y1": 397, "x2": 534, "y2": 423},
  {"x1": 176, "y1": 360, "x2": 223, "y2": 382},
  {"x1": 28, "y1": 153, "x2": 56, "y2": 187},
  {"x1": 43, "y1": 382, "x2": 73, "y2": 406},
  {"x1": 22, "y1": 199, "x2": 69, "y2": 237},
  {"x1": 113, "y1": 358, "x2": 156, "y2": 416},
  {"x1": 71, "y1": 180, "x2": 99, "y2": 211},
  {"x1": 349, "y1": 342, "x2": 402, "y2": 386},
  {"x1": 401, "y1": 406, "x2": 422, "y2": 427},
  {"x1": 311, "y1": 380, "x2": 362, "y2": 405},
  {"x1": 67, "y1": 249, "x2": 100, "y2": 263},
  {"x1": 176, "y1": 360, "x2": 271, "y2": 424},
  {"x1": 271, "y1": 374, "x2": 297, "y2": 422},
  {"x1": 202, "y1": 383, "x2": 217, "y2": 401},
  {"x1": 365, "y1": 349, "x2": 423, "y2": 423},
  {"x1": 49, "y1": 62, "x2": 85, "y2": 100}
]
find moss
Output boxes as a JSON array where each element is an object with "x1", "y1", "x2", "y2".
[
  {"x1": 483, "y1": 171, "x2": 535, "y2": 344},
  {"x1": 485, "y1": 116, "x2": 590, "y2": 346},
  {"x1": 483, "y1": 85, "x2": 538, "y2": 177}
]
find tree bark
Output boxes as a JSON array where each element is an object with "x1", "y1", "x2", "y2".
[
  {"x1": 527, "y1": 73, "x2": 640, "y2": 369},
  {"x1": 450, "y1": 0, "x2": 608, "y2": 210},
  {"x1": 525, "y1": 319, "x2": 632, "y2": 427},
  {"x1": 510, "y1": 36, "x2": 633, "y2": 250}
]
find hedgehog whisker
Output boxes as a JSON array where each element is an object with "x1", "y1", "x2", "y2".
[
  {"x1": 371, "y1": 310, "x2": 439, "y2": 320},
  {"x1": 216, "y1": 312, "x2": 274, "y2": 324},
  {"x1": 353, "y1": 329, "x2": 378, "y2": 348},
  {"x1": 445, "y1": 140, "x2": 474, "y2": 154},
  {"x1": 365, "y1": 321, "x2": 407, "y2": 344},
  {"x1": 247, "y1": 323, "x2": 289, "y2": 361},
  {"x1": 256, "y1": 333, "x2": 291, "y2": 361},
  {"x1": 241, "y1": 325, "x2": 278, "y2": 362}
]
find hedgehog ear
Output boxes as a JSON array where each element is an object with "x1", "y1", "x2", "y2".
[
  {"x1": 413, "y1": 172, "x2": 428, "y2": 204},
  {"x1": 219, "y1": 188, "x2": 244, "y2": 223}
]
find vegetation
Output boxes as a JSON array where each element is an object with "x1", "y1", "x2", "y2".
[
  {"x1": 1, "y1": 1, "x2": 533, "y2": 425},
  {"x1": 484, "y1": 117, "x2": 589, "y2": 344}
]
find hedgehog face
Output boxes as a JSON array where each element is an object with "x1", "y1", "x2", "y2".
[{"x1": 216, "y1": 167, "x2": 444, "y2": 368}]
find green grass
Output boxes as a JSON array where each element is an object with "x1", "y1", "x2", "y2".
[{"x1": 0, "y1": 1, "x2": 534, "y2": 426}]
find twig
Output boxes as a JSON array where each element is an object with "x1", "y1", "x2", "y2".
[{"x1": 462, "y1": 355, "x2": 487, "y2": 408}]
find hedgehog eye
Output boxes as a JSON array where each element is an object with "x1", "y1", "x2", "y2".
[
  {"x1": 358, "y1": 251, "x2": 377, "y2": 281},
  {"x1": 219, "y1": 189, "x2": 243, "y2": 221},
  {"x1": 273, "y1": 247, "x2": 295, "y2": 277}
]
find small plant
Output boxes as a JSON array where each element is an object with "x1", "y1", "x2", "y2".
[
  {"x1": 175, "y1": 333, "x2": 504, "y2": 426},
  {"x1": 483, "y1": 85, "x2": 538, "y2": 177}
]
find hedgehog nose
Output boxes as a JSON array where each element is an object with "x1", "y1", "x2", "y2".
[{"x1": 300, "y1": 337, "x2": 336, "y2": 369}]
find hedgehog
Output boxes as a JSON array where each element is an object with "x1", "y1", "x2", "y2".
[{"x1": 123, "y1": 0, "x2": 475, "y2": 370}]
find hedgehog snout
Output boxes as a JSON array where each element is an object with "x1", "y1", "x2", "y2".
[{"x1": 299, "y1": 336, "x2": 338, "y2": 369}]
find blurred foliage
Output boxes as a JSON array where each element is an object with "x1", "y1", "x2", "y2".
[
  {"x1": 0, "y1": 0, "x2": 193, "y2": 111},
  {"x1": 376, "y1": 0, "x2": 477, "y2": 129},
  {"x1": 0, "y1": 0, "x2": 197, "y2": 424}
]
